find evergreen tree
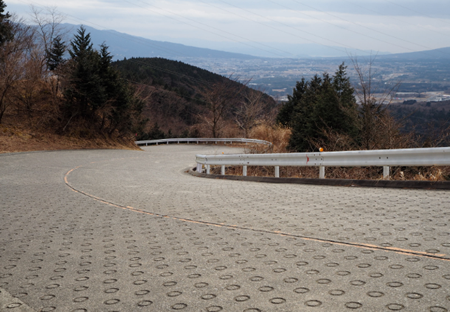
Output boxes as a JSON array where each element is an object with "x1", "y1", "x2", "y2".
[
  {"x1": 288, "y1": 75, "x2": 322, "y2": 151},
  {"x1": 276, "y1": 78, "x2": 307, "y2": 126},
  {"x1": 46, "y1": 35, "x2": 65, "y2": 71},
  {"x1": 64, "y1": 26, "x2": 105, "y2": 121},
  {"x1": 0, "y1": 0, "x2": 12, "y2": 46},
  {"x1": 332, "y1": 64, "x2": 359, "y2": 141},
  {"x1": 313, "y1": 67, "x2": 359, "y2": 142},
  {"x1": 69, "y1": 26, "x2": 93, "y2": 59},
  {"x1": 280, "y1": 63, "x2": 359, "y2": 152},
  {"x1": 62, "y1": 27, "x2": 145, "y2": 136}
]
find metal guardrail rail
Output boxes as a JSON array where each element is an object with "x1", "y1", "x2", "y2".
[
  {"x1": 135, "y1": 138, "x2": 272, "y2": 146},
  {"x1": 196, "y1": 147, "x2": 450, "y2": 179}
]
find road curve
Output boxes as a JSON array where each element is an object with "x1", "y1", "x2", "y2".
[{"x1": 1, "y1": 145, "x2": 449, "y2": 311}]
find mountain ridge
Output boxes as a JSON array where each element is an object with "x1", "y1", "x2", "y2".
[
  {"x1": 62, "y1": 23, "x2": 450, "y2": 61},
  {"x1": 61, "y1": 23, "x2": 259, "y2": 60}
]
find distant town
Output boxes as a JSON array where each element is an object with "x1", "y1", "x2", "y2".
[{"x1": 181, "y1": 56, "x2": 450, "y2": 103}]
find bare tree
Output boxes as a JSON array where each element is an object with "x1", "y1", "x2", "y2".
[
  {"x1": 201, "y1": 75, "x2": 248, "y2": 138},
  {"x1": 350, "y1": 56, "x2": 407, "y2": 149},
  {"x1": 235, "y1": 87, "x2": 269, "y2": 138},
  {"x1": 29, "y1": 6, "x2": 67, "y2": 116},
  {"x1": 30, "y1": 6, "x2": 67, "y2": 64},
  {"x1": 0, "y1": 10, "x2": 65, "y2": 124},
  {"x1": 13, "y1": 43, "x2": 46, "y2": 119},
  {"x1": 0, "y1": 19, "x2": 35, "y2": 123}
]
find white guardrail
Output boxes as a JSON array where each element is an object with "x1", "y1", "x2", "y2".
[
  {"x1": 195, "y1": 147, "x2": 450, "y2": 179},
  {"x1": 135, "y1": 138, "x2": 272, "y2": 146}
]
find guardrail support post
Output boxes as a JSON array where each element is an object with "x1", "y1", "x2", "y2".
[
  {"x1": 167, "y1": 141, "x2": 169, "y2": 145},
  {"x1": 206, "y1": 165, "x2": 210, "y2": 174},
  {"x1": 221, "y1": 165, "x2": 225, "y2": 175},
  {"x1": 319, "y1": 166, "x2": 325, "y2": 179},
  {"x1": 243, "y1": 165, "x2": 247, "y2": 176},
  {"x1": 275, "y1": 166, "x2": 280, "y2": 178},
  {"x1": 383, "y1": 166, "x2": 390, "y2": 180},
  {"x1": 196, "y1": 164, "x2": 202, "y2": 173}
]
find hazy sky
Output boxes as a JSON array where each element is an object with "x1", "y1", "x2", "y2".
[{"x1": 6, "y1": 0, "x2": 450, "y2": 56}]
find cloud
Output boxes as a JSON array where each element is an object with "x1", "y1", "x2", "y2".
[{"x1": 5, "y1": 0, "x2": 450, "y2": 54}]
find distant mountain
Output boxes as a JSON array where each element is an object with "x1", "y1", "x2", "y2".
[
  {"x1": 379, "y1": 47, "x2": 450, "y2": 61},
  {"x1": 60, "y1": 24, "x2": 449, "y2": 62},
  {"x1": 183, "y1": 40, "x2": 392, "y2": 58},
  {"x1": 61, "y1": 24, "x2": 389, "y2": 60},
  {"x1": 61, "y1": 24, "x2": 259, "y2": 61}
]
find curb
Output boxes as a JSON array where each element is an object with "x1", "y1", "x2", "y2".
[{"x1": 188, "y1": 168, "x2": 450, "y2": 190}]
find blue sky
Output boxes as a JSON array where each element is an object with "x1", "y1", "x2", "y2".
[{"x1": 6, "y1": 0, "x2": 450, "y2": 55}]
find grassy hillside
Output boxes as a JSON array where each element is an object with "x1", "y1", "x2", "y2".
[{"x1": 113, "y1": 57, "x2": 277, "y2": 138}]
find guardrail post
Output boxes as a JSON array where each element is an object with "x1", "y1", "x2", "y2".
[
  {"x1": 243, "y1": 165, "x2": 247, "y2": 176},
  {"x1": 319, "y1": 166, "x2": 325, "y2": 179},
  {"x1": 167, "y1": 141, "x2": 169, "y2": 145},
  {"x1": 206, "y1": 165, "x2": 210, "y2": 174},
  {"x1": 275, "y1": 166, "x2": 280, "y2": 178},
  {"x1": 383, "y1": 166, "x2": 390, "y2": 180},
  {"x1": 221, "y1": 165, "x2": 225, "y2": 175},
  {"x1": 196, "y1": 164, "x2": 202, "y2": 173}
]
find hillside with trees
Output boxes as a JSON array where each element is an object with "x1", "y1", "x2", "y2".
[
  {"x1": 113, "y1": 57, "x2": 277, "y2": 139},
  {"x1": 0, "y1": 2, "x2": 147, "y2": 152},
  {"x1": 0, "y1": 0, "x2": 276, "y2": 152}
]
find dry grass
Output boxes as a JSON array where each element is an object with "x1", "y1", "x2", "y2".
[
  {"x1": 210, "y1": 164, "x2": 450, "y2": 181},
  {"x1": 246, "y1": 122, "x2": 291, "y2": 153},
  {"x1": 0, "y1": 117, "x2": 140, "y2": 154}
]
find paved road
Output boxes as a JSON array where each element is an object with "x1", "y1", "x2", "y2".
[{"x1": 1, "y1": 145, "x2": 449, "y2": 312}]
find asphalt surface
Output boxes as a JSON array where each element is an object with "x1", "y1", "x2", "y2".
[{"x1": 0, "y1": 145, "x2": 449, "y2": 312}]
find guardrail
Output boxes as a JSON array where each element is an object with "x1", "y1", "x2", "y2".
[
  {"x1": 135, "y1": 138, "x2": 272, "y2": 146},
  {"x1": 196, "y1": 147, "x2": 450, "y2": 179}
]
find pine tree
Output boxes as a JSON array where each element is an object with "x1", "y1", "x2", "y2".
[
  {"x1": 276, "y1": 78, "x2": 307, "y2": 126},
  {"x1": 313, "y1": 67, "x2": 359, "y2": 142},
  {"x1": 69, "y1": 26, "x2": 93, "y2": 59},
  {"x1": 332, "y1": 63, "x2": 359, "y2": 142},
  {"x1": 64, "y1": 26, "x2": 105, "y2": 121},
  {"x1": 46, "y1": 36, "x2": 65, "y2": 71},
  {"x1": 62, "y1": 27, "x2": 145, "y2": 136},
  {"x1": 280, "y1": 63, "x2": 360, "y2": 152},
  {"x1": 287, "y1": 75, "x2": 322, "y2": 152},
  {"x1": 0, "y1": 0, "x2": 12, "y2": 46}
]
